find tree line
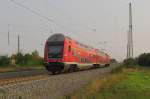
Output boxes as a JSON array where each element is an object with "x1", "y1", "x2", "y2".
[
  {"x1": 124, "y1": 53, "x2": 150, "y2": 67},
  {"x1": 0, "y1": 51, "x2": 43, "y2": 66},
  {"x1": 0, "y1": 52, "x2": 150, "y2": 67}
]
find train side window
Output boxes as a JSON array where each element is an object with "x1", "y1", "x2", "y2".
[
  {"x1": 68, "y1": 45, "x2": 71, "y2": 52},
  {"x1": 81, "y1": 58, "x2": 83, "y2": 62},
  {"x1": 86, "y1": 58, "x2": 87, "y2": 63},
  {"x1": 80, "y1": 58, "x2": 82, "y2": 62}
]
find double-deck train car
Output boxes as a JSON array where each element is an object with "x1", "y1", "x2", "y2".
[{"x1": 44, "y1": 33, "x2": 110, "y2": 74}]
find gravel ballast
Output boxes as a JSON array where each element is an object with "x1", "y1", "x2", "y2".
[{"x1": 0, "y1": 66, "x2": 117, "y2": 99}]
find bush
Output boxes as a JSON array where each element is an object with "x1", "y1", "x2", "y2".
[
  {"x1": 123, "y1": 58, "x2": 138, "y2": 67},
  {"x1": 138, "y1": 53, "x2": 150, "y2": 66},
  {"x1": 0, "y1": 56, "x2": 10, "y2": 66},
  {"x1": 110, "y1": 58, "x2": 118, "y2": 64},
  {"x1": 15, "y1": 53, "x2": 26, "y2": 65},
  {"x1": 111, "y1": 64, "x2": 124, "y2": 73},
  {"x1": 28, "y1": 51, "x2": 43, "y2": 66},
  {"x1": 12, "y1": 51, "x2": 43, "y2": 66}
]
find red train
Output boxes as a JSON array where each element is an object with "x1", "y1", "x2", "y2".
[{"x1": 44, "y1": 33, "x2": 110, "y2": 74}]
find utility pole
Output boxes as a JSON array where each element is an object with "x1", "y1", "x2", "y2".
[
  {"x1": 127, "y1": 30, "x2": 130, "y2": 59},
  {"x1": 8, "y1": 32, "x2": 10, "y2": 45},
  {"x1": 8, "y1": 24, "x2": 10, "y2": 45},
  {"x1": 127, "y1": 2, "x2": 133, "y2": 59},
  {"x1": 18, "y1": 35, "x2": 20, "y2": 54}
]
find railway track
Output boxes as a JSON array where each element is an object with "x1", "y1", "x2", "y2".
[
  {"x1": 0, "y1": 69, "x2": 49, "y2": 86},
  {"x1": 0, "y1": 69, "x2": 48, "y2": 80},
  {"x1": 0, "y1": 64, "x2": 120, "y2": 99},
  {"x1": 0, "y1": 64, "x2": 119, "y2": 86}
]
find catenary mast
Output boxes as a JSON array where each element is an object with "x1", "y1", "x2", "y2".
[{"x1": 127, "y1": 2, "x2": 133, "y2": 59}]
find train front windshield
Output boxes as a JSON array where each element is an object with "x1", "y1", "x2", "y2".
[{"x1": 48, "y1": 45, "x2": 63, "y2": 58}]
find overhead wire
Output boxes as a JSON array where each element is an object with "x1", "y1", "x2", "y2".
[
  {"x1": 46, "y1": 0, "x2": 95, "y2": 32},
  {"x1": 10, "y1": 0, "x2": 97, "y2": 48},
  {"x1": 10, "y1": 0, "x2": 89, "y2": 32},
  {"x1": 10, "y1": 0, "x2": 66, "y2": 30},
  {"x1": 45, "y1": 0, "x2": 97, "y2": 45}
]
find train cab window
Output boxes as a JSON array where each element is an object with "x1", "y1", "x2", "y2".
[
  {"x1": 48, "y1": 45, "x2": 63, "y2": 58},
  {"x1": 68, "y1": 45, "x2": 71, "y2": 52}
]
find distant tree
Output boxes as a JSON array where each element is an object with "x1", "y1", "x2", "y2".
[
  {"x1": 31, "y1": 50, "x2": 39, "y2": 57},
  {"x1": 123, "y1": 58, "x2": 137, "y2": 67},
  {"x1": 0, "y1": 56, "x2": 10, "y2": 66},
  {"x1": 30, "y1": 50, "x2": 43, "y2": 65},
  {"x1": 24, "y1": 53, "x2": 32, "y2": 65},
  {"x1": 15, "y1": 53, "x2": 25, "y2": 65},
  {"x1": 110, "y1": 58, "x2": 117, "y2": 63},
  {"x1": 138, "y1": 53, "x2": 150, "y2": 66},
  {"x1": 10, "y1": 51, "x2": 43, "y2": 66}
]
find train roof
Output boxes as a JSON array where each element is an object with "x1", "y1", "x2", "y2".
[
  {"x1": 47, "y1": 33, "x2": 93, "y2": 48},
  {"x1": 47, "y1": 33, "x2": 107, "y2": 54},
  {"x1": 47, "y1": 33, "x2": 65, "y2": 42}
]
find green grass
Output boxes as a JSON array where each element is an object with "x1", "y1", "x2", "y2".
[
  {"x1": 97, "y1": 69, "x2": 150, "y2": 99},
  {"x1": 69, "y1": 68, "x2": 150, "y2": 99}
]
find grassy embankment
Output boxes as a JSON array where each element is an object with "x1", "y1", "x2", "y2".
[
  {"x1": 0, "y1": 65, "x2": 44, "y2": 73},
  {"x1": 66, "y1": 66, "x2": 150, "y2": 99}
]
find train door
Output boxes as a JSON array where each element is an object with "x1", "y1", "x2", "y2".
[
  {"x1": 68, "y1": 44, "x2": 72, "y2": 62},
  {"x1": 96, "y1": 55, "x2": 99, "y2": 64}
]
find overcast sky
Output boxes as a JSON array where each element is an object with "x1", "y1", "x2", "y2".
[{"x1": 0, "y1": 0, "x2": 150, "y2": 61}]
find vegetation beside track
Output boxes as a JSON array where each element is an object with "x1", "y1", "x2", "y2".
[
  {"x1": 123, "y1": 53, "x2": 150, "y2": 67},
  {"x1": 65, "y1": 66, "x2": 150, "y2": 99},
  {"x1": 0, "y1": 50, "x2": 43, "y2": 72}
]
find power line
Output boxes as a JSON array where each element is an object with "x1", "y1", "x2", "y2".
[
  {"x1": 10, "y1": 0, "x2": 66, "y2": 30},
  {"x1": 46, "y1": 0, "x2": 95, "y2": 32},
  {"x1": 18, "y1": 34, "x2": 20, "y2": 54},
  {"x1": 10, "y1": 0, "x2": 97, "y2": 47},
  {"x1": 8, "y1": 24, "x2": 10, "y2": 45},
  {"x1": 10, "y1": 0, "x2": 95, "y2": 32}
]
